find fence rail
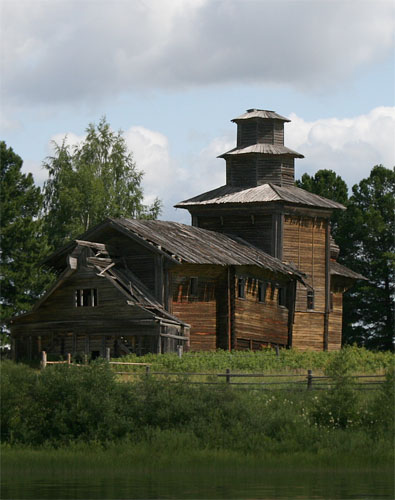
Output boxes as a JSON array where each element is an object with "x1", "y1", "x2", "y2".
[{"x1": 40, "y1": 350, "x2": 387, "y2": 391}]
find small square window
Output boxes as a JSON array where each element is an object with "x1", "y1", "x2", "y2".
[
  {"x1": 237, "y1": 277, "x2": 245, "y2": 299},
  {"x1": 75, "y1": 289, "x2": 98, "y2": 307},
  {"x1": 307, "y1": 290, "x2": 314, "y2": 310}
]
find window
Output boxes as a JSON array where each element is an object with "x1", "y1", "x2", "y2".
[
  {"x1": 258, "y1": 281, "x2": 267, "y2": 303},
  {"x1": 189, "y1": 277, "x2": 198, "y2": 296},
  {"x1": 278, "y1": 287, "x2": 287, "y2": 307},
  {"x1": 237, "y1": 277, "x2": 245, "y2": 299},
  {"x1": 307, "y1": 290, "x2": 314, "y2": 310},
  {"x1": 75, "y1": 289, "x2": 98, "y2": 307}
]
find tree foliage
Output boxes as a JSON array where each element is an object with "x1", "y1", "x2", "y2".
[
  {"x1": 43, "y1": 117, "x2": 161, "y2": 249},
  {"x1": 338, "y1": 166, "x2": 394, "y2": 350},
  {"x1": 0, "y1": 142, "x2": 53, "y2": 341},
  {"x1": 297, "y1": 166, "x2": 395, "y2": 350},
  {"x1": 296, "y1": 169, "x2": 348, "y2": 237}
]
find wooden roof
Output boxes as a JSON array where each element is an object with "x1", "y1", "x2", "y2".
[
  {"x1": 232, "y1": 109, "x2": 290, "y2": 122},
  {"x1": 218, "y1": 143, "x2": 304, "y2": 159},
  {"x1": 111, "y1": 218, "x2": 303, "y2": 279},
  {"x1": 175, "y1": 184, "x2": 346, "y2": 210},
  {"x1": 330, "y1": 261, "x2": 367, "y2": 281}
]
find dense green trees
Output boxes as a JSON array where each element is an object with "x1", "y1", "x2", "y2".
[
  {"x1": 0, "y1": 142, "x2": 53, "y2": 342},
  {"x1": 43, "y1": 117, "x2": 161, "y2": 249},
  {"x1": 297, "y1": 167, "x2": 395, "y2": 350},
  {"x1": 0, "y1": 118, "x2": 161, "y2": 341}
]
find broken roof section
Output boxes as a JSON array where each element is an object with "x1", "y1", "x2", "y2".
[{"x1": 175, "y1": 184, "x2": 346, "y2": 210}]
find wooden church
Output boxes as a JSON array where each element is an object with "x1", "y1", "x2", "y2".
[{"x1": 10, "y1": 109, "x2": 364, "y2": 360}]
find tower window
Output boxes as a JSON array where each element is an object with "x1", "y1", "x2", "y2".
[
  {"x1": 75, "y1": 289, "x2": 98, "y2": 307},
  {"x1": 237, "y1": 277, "x2": 245, "y2": 299},
  {"x1": 307, "y1": 290, "x2": 315, "y2": 310}
]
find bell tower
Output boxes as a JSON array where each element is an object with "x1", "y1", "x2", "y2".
[{"x1": 221, "y1": 109, "x2": 303, "y2": 188}]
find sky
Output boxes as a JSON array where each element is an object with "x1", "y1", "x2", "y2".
[{"x1": 1, "y1": 0, "x2": 394, "y2": 223}]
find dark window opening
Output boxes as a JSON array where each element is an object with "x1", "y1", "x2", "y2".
[
  {"x1": 75, "y1": 289, "x2": 98, "y2": 307},
  {"x1": 278, "y1": 287, "x2": 287, "y2": 307},
  {"x1": 258, "y1": 282, "x2": 267, "y2": 303},
  {"x1": 91, "y1": 350, "x2": 100, "y2": 360},
  {"x1": 270, "y1": 284, "x2": 276, "y2": 300},
  {"x1": 238, "y1": 277, "x2": 245, "y2": 299},
  {"x1": 307, "y1": 290, "x2": 315, "y2": 310},
  {"x1": 189, "y1": 277, "x2": 198, "y2": 296}
]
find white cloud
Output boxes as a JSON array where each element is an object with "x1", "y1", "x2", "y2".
[
  {"x1": 125, "y1": 125, "x2": 232, "y2": 221},
  {"x1": 2, "y1": 0, "x2": 393, "y2": 108},
  {"x1": 286, "y1": 106, "x2": 395, "y2": 188}
]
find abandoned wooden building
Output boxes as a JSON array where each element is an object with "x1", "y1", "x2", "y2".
[{"x1": 10, "y1": 109, "x2": 365, "y2": 359}]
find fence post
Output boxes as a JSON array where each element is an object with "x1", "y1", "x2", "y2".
[
  {"x1": 226, "y1": 368, "x2": 231, "y2": 384},
  {"x1": 307, "y1": 369, "x2": 313, "y2": 390},
  {"x1": 67, "y1": 353, "x2": 71, "y2": 365},
  {"x1": 106, "y1": 347, "x2": 111, "y2": 362},
  {"x1": 177, "y1": 345, "x2": 183, "y2": 358},
  {"x1": 41, "y1": 351, "x2": 47, "y2": 369},
  {"x1": 146, "y1": 365, "x2": 150, "y2": 378},
  {"x1": 84, "y1": 354, "x2": 88, "y2": 365},
  {"x1": 275, "y1": 344, "x2": 279, "y2": 357}
]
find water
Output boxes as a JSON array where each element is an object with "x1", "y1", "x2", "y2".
[{"x1": 2, "y1": 465, "x2": 394, "y2": 499}]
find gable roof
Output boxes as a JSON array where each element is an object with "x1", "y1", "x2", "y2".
[
  {"x1": 111, "y1": 218, "x2": 303, "y2": 279},
  {"x1": 175, "y1": 184, "x2": 346, "y2": 210},
  {"x1": 45, "y1": 218, "x2": 305, "y2": 281}
]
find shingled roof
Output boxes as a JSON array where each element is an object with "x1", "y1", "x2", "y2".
[{"x1": 175, "y1": 184, "x2": 346, "y2": 210}]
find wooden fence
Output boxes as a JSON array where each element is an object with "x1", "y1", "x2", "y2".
[{"x1": 40, "y1": 350, "x2": 386, "y2": 391}]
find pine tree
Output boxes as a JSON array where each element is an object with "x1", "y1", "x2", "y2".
[{"x1": 0, "y1": 142, "x2": 53, "y2": 345}]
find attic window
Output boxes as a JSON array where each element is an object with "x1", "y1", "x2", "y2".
[
  {"x1": 75, "y1": 289, "x2": 98, "y2": 307},
  {"x1": 307, "y1": 290, "x2": 315, "y2": 310}
]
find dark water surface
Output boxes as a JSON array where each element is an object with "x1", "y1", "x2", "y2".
[{"x1": 2, "y1": 465, "x2": 394, "y2": 499}]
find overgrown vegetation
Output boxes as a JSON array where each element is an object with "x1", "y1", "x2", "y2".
[{"x1": 1, "y1": 355, "x2": 393, "y2": 463}]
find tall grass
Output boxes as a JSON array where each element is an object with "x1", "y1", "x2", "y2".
[{"x1": 115, "y1": 345, "x2": 394, "y2": 374}]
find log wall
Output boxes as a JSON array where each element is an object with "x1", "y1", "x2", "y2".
[
  {"x1": 283, "y1": 215, "x2": 328, "y2": 349},
  {"x1": 234, "y1": 276, "x2": 289, "y2": 348},
  {"x1": 197, "y1": 213, "x2": 273, "y2": 256},
  {"x1": 328, "y1": 292, "x2": 343, "y2": 351},
  {"x1": 170, "y1": 267, "x2": 218, "y2": 351}
]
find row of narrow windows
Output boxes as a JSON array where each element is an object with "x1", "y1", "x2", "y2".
[{"x1": 76, "y1": 284, "x2": 332, "y2": 312}]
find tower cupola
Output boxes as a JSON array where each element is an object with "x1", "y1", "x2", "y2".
[{"x1": 219, "y1": 108, "x2": 303, "y2": 188}]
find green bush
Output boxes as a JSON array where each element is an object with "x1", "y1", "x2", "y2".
[{"x1": 1, "y1": 358, "x2": 393, "y2": 461}]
